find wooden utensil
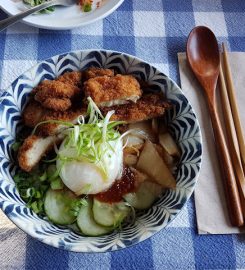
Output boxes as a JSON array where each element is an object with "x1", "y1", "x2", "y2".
[
  {"x1": 219, "y1": 65, "x2": 245, "y2": 216},
  {"x1": 187, "y1": 26, "x2": 244, "y2": 226},
  {"x1": 222, "y1": 43, "x2": 245, "y2": 173}
]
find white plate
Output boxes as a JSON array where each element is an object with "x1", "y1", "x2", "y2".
[{"x1": 0, "y1": 0, "x2": 124, "y2": 30}]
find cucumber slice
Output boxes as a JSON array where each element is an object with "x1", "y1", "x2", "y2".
[
  {"x1": 93, "y1": 199, "x2": 130, "y2": 227},
  {"x1": 123, "y1": 181, "x2": 163, "y2": 210},
  {"x1": 77, "y1": 199, "x2": 112, "y2": 236},
  {"x1": 44, "y1": 189, "x2": 77, "y2": 225}
]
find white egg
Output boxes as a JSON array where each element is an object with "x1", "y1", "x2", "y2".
[{"x1": 57, "y1": 139, "x2": 123, "y2": 195}]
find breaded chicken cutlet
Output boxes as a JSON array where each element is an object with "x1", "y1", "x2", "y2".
[
  {"x1": 18, "y1": 107, "x2": 87, "y2": 172},
  {"x1": 42, "y1": 97, "x2": 72, "y2": 112},
  {"x1": 101, "y1": 93, "x2": 171, "y2": 123},
  {"x1": 18, "y1": 135, "x2": 61, "y2": 172},
  {"x1": 84, "y1": 74, "x2": 142, "y2": 107},
  {"x1": 19, "y1": 71, "x2": 85, "y2": 172},
  {"x1": 23, "y1": 99, "x2": 86, "y2": 134},
  {"x1": 18, "y1": 68, "x2": 172, "y2": 173},
  {"x1": 23, "y1": 98, "x2": 85, "y2": 127},
  {"x1": 34, "y1": 80, "x2": 81, "y2": 111},
  {"x1": 84, "y1": 67, "x2": 114, "y2": 80},
  {"x1": 23, "y1": 99, "x2": 47, "y2": 128},
  {"x1": 36, "y1": 107, "x2": 87, "y2": 136},
  {"x1": 31, "y1": 71, "x2": 83, "y2": 112},
  {"x1": 56, "y1": 71, "x2": 82, "y2": 87}
]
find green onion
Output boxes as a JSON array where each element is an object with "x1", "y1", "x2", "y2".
[
  {"x1": 50, "y1": 178, "x2": 64, "y2": 190},
  {"x1": 12, "y1": 141, "x2": 21, "y2": 152},
  {"x1": 39, "y1": 171, "x2": 47, "y2": 182},
  {"x1": 70, "y1": 198, "x2": 88, "y2": 216},
  {"x1": 23, "y1": 0, "x2": 55, "y2": 14},
  {"x1": 35, "y1": 191, "x2": 42, "y2": 199},
  {"x1": 47, "y1": 164, "x2": 59, "y2": 180},
  {"x1": 83, "y1": 4, "x2": 92, "y2": 12},
  {"x1": 49, "y1": 98, "x2": 123, "y2": 178},
  {"x1": 14, "y1": 167, "x2": 51, "y2": 215},
  {"x1": 30, "y1": 201, "x2": 39, "y2": 213},
  {"x1": 77, "y1": 184, "x2": 92, "y2": 195},
  {"x1": 32, "y1": 119, "x2": 73, "y2": 135}
]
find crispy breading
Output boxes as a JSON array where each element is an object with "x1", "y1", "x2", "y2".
[
  {"x1": 101, "y1": 93, "x2": 171, "y2": 123},
  {"x1": 23, "y1": 97, "x2": 86, "y2": 136},
  {"x1": 34, "y1": 80, "x2": 81, "y2": 111},
  {"x1": 23, "y1": 99, "x2": 47, "y2": 128},
  {"x1": 35, "y1": 80, "x2": 80, "y2": 100},
  {"x1": 42, "y1": 97, "x2": 72, "y2": 111},
  {"x1": 84, "y1": 74, "x2": 142, "y2": 107},
  {"x1": 84, "y1": 67, "x2": 114, "y2": 80},
  {"x1": 36, "y1": 107, "x2": 87, "y2": 136},
  {"x1": 18, "y1": 135, "x2": 59, "y2": 172},
  {"x1": 56, "y1": 71, "x2": 82, "y2": 87}
]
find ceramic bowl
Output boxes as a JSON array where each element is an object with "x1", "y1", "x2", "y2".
[
  {"x1": 0, "y1": 0, "x2": 124, "y2": 30},
  {"x1": 0, "y1": 50, "x2": 202, "y2": 252}
]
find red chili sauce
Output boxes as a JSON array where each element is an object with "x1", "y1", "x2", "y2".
[{"x1": 94, "y1": 167, "x2": 136, "y2": 203}]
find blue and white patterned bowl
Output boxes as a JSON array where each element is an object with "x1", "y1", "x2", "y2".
[{"x1": 0, "y1": 50, "x2": 202, "y2": 252}]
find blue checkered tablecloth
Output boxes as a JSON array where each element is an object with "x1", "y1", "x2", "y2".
[{"x1": 0, "y1": 0, "x2": 245, "y2": 269}]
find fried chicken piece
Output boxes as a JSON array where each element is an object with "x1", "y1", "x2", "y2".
[
  {"x1": 18, "y1": 107, "x2": 86, "y2": 171},
  {"x1": 34, "y1": 80, "x2": 81, "y2": 111},
  {"x1": 84, "y1": 67, "x2": 114, "y2": 80},
  {"x1": 35, "y1": 80, "x2": 80, "y2": 100},
  {"x1": 23, "y1": 99, "x2": 47, "y2": 128},
  {"x1": 23, "y1": 99, "x2": 86, "y2": 136},
  {"x1": 101, "y1": 93, "x2": 171, "y2": 123},
  {"x1": 84, "y1": 74, "x2": 142, "y2": 107},
  {"x1": 18, "y1": 135, "x2": 61, "y2": 172},
  {"x1": 36, "y1": 107, "x2": 87, "y2": 136},
  {"x1": 56, "y1": 71, "x2": 82, "y2": 87},
  {"x1": 42, "y1": 97, "x2": 72, "y2": 111}
]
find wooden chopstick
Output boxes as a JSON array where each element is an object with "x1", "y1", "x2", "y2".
[
  {"x1": 219, "y1": 64, "x2": 245, "y2": 216},
  {"x1": 222, "y1": 43, "x2": 245, "y2": 173}
]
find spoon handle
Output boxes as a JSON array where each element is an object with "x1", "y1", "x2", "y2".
[
  {"x1": 207, "y1": 98, "x2": 244, "y2": 226},
  {"x1": 0, "y1": 0, "x2": 58, "y2": 32}
]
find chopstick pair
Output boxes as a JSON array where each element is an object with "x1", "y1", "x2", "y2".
[{"x1": 218, "y1": 43, "x2": 245, "y2": 220}]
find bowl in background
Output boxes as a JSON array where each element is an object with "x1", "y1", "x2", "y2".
[{"x1": 0, "y1": 0, "x2": 124, "y2": 30}]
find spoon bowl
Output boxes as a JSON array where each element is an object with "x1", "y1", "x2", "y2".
[{"x1": 187, "y1": 27, "x2": 220, "y2": 78}]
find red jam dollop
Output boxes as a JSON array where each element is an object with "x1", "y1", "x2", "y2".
[{"x1": 94, "y1": 167, "x2": 136, "y2": 203}]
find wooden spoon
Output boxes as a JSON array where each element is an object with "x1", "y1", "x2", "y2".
[{"x1": 187, "y1": 26, "x2": 244, "y2": 226}]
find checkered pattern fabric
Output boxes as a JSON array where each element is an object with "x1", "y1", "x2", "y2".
[{"x1": 0, "y1": 1, "x2": 245, "y2": 269}]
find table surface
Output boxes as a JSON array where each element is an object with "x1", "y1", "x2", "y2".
[{"x1": 0, "y1": 1, "x2": 245, "y2": 269}]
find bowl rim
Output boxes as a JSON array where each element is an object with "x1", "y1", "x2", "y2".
[
  {"x1": 0, "y1": 49, "x2": 203, "y2": 252},
  {"x1": 0, "y1": 0, "x2": 125, "y2": 30}
]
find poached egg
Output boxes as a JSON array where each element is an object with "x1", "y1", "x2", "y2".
[{"x1": 57, "y1": 139, "x2": 123, "y2": 195}]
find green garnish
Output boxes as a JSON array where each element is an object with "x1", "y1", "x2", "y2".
[
  {"x1": 70, "y1": 198, "x2": 88, "y2": 217},
  {"x1": 54, "y1": 97, "x2": 124, "y2": 178},
  {"x1": 77, "y1": 184, "x2": 92, "y2": 195},
  {"x1": 14, "y1": 169, "x2": 49, "y2": 214},
  {"x1": 23, "y1": 0, "x2": 94, "y2": 14},
  {"x1": 12, "y1": 141, "x2": 21, "y2": 152},
  {"x1": 23, "y1": 0, "x2": 55, "y2": 13},
  {"x1": 47, "y1": 164, "x2": 60, "y2": 181},
  {"x1": 31, "y1": 119, "x2": 73, "y2": 136},
  {"x1": 50, "y1": 178, "x2": 64, "y2": 190},
  {"x1": 39, "y1": 171, "x2": 47, "y2": 182},
  {"x1": 83, "y1": 3, "x2": 92, "y2": 12}
]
